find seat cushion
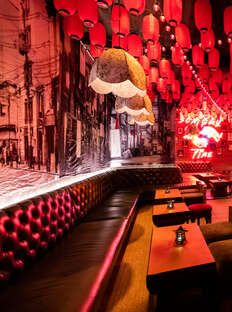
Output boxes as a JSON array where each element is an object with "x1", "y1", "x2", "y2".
[
  {"x1": 188, "y1": 203, "x2": 212, "y2": 212},
  {"x1": 200, "y1": 222, "x2": 232, "y2": 244},
  {"x1": 83, "y1": 190, "x2": 138, "y2": 222},
  {"x1": 0, "y1": 219, "x2": 126, "y2": 312},
  {"x1": 180, "y1": 188, "x2": 200, "y2": 194}
]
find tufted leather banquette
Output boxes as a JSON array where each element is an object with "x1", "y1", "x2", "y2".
[
  {"x1": 177, "y1": 161, "x2": 212, "y2": 173},
  {"x1": 0, "y1": 167, "x2": 182, "y2": 312}
]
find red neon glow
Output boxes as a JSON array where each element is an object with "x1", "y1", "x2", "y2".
[
  {"x1": 191, "y1": 149, "x2": 213, "y2": 159},
  {"x1": 199, "y1": 126, "x2": 223, "y2": 142},
  {"x1": 183, "y1": 134, "x2": 208, "y2": 148},
  {"x1": 179, "y1": 111, "x2": 223, "y2": 128}
]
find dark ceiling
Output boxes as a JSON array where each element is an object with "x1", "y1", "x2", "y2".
[
  {"x1": 98, "y1": 0, "x2": 232, "y2": 70},
  {"x1": 45, "y1": 0, "x2": 232, "y2": 71}
]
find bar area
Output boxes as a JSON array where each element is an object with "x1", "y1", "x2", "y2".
[{"x1": 1, "y1": 1, "x2": 232, "y2": 311}]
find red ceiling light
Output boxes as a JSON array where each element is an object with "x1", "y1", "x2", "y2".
[
  {"x1": 149, "y1": 67, "x2": 159, "y2": 84},
  {"x1": 111, "y1": 4, "x2": 130, "y2": 38},
  {"x1": 89, "y1": 22, "x2": 106, "y2": 48},
  {"x1": 157, "y1": 78, "x2": 167, "y2": 93},
  {"x1": 54, "y1": 0, "x2": 78, "y2": 16},
  {"x1": 163, "y1": 0, "x2": 182, "y2": 27},
  {"x1": 96, "y1": 0, "x2": 112, "y2": 9},
  {"x1": 208, "y1": 48, "x2": 220, "y2": 71},
  {"x1": 159, "y1": 59, "x2": 171, "y2": 79},
  {"x1": 181, "y1": 63, "x2": 192, "y2": 86},
  {"x1": 127, "y1": 34, "x2": 143, "y2": 58},
  {"x1": 112, "y1": 34, "x2": 127, "y2": 50},
  {"x1": 124, "y1": 0, "x2": 145, "y2": 16},
  {"x1": 111, "y1": 33, "x2": 128, "y2": 50},
  {"x1": 90, "y1": 45, "x2": 104, "y2": 58},
  {"x1": 171, "y1": 44, "x2": 184, "y2": 67},
  {"x1": 211, "y1": 68, "x2": 223, "y2": 85},
  {"x1": 201, "y1": 29, "x2": 215, "y2": 52},
  {"x1": 147, "y1": 41, "x2": 161, "y2": 65},
  {"x1": 194, "y1": 0, "x2": 212, "y2": 33},
  {"x1": 192, "y1": 45, "x2": 204, "y2": 68},
  {"x1": 139, "y1": 55, "x2": 149, "y2": 75},
  {"x1": 142, "y1": 14, "x2": 159, "y2": 43},
  {"x1": 224, "y1": 6, "x2": 232, "y2": 38},
  {"x1": 172, "y1": 80, "x2": 180, "y2": 100},
  {"x1": 199, "y1": 64, "x2": 210, "y2": 83},
  {"x1": 78, "y1": 0, "x2": 98, "y2": 28},
  {"x1": 175, "y1": 23, "x2": 191, "y2": 52},
  {"x1": 63, "y1": 14, "x2": 84, "y2": 40}
]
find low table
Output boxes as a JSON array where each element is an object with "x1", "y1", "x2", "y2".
[
  {"x1": 209, "y1": 179, "x2": 231, "y2": 197},
  {"x1": 147, "y1": 223, "x2": 216, "y2": 294},
  {"x1": 152, "y1": 202, "x2": 190, "y2": 227},
  {"x1": 154, "y1": 188, "x2": 183, "y2": 204}
]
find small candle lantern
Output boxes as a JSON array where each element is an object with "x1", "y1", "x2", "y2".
[
  {"x1": 165, "y1": 187, "x2": 170, "y2": 194},
  {"x1": 167, "y1": 200, "x2": 174, "y2": 209},
  {"x1": 217, "y1": 177, "x2": 222, "y2": 181},
  {"x1": 175, "y1": 226, "x2": 187, "y2": 245}
]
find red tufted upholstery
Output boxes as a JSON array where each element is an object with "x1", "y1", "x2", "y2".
[
  {"x1": 0, "y1": 166, "x2": 183, "y2": 311},
  {"x1": 177, "y1": 161, "x2": 212, "y2": 173},
  {"x1": 188, "y1": 203, "x2": 212, "y2": 225}
]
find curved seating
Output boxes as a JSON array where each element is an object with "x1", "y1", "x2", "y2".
[{"x1": 0, "y1": 166, "x2": 182, "y2": 312}]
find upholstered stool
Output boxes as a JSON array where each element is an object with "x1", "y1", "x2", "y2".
[{"x1": 188, "y1": 203, "x2": 212, "y2": 225}]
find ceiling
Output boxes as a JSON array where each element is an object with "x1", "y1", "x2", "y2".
[
  {"x1": 97, "y1": 0, "x2": 232, "y2": 70},
  {"x1": 45, "y1": 0, "x2": 232, "y2": 71}
]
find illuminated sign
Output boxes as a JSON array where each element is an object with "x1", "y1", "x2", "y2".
[
  {"x1": 191, "y1": 149, "x2": 213, "y2": 159},
  {"x1": 179, "y1": 111, "x2": 223, "y2": 128},
  {"x1": 178, "y1": 110, "x2": 224, "y2": 160}
]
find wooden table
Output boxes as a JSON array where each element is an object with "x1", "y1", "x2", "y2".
[
  {"x1": 147, "y1": 223, "x2": 216, "y2": 294},
  {"x1": 152, "y1": 202, "x2": 190, "y2": 227},
  {"x1": 154, "y1": 188, "x2": 183, "y2": 204}
]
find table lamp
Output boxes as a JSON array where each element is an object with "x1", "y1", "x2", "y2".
[
  {"x1": 175, "y1": 226, "x2": 187, "y2": 245},
  {"x1": 167, "y1": 200, "x2": 174, "y2": 209}
]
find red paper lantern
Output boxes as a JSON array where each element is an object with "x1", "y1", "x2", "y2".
[
  {"x1": 54, "y1": 0, "x2": 78, "y2": 16},
  {"x1": 78, "y1": 0, "x2": 98, "y2": 28},
  {"x1": 185, "y1": 80, "x2": 195, "y2": 94},
  {"x1": 208, "y1": 48, "x2": 220, "y2": 71},
  {"x1": 96, "y1": 0, "x2": 112, "y2": 9},
  {"x1": 157, "y1": 78, "x2": 167, "y2": 93},
  {"x1": 63, "y1": 14, "x2": 84, "y2": 40},
  {"x1": 201, "y1": 29, "x2": 215, "y2": 52},
  {"x1": 127, "y1": 34, "x2": 143, "y2": 58},
  {"x1": 89, "y1": 22, "x2": 106, "y2": 48},
  {"x1": 209, "y1": 78, "x2": 219, "y2": 99},
  {"x1": 171, "y1": 44, "x2": 184, "y2": 67},
  {"x1": 167, "y1": 70, "x2": 175, "y2": 86},
  {"x1": 124, "y1": 0, "x2": 145, "y2": 16},
  {"x1": 163, "y1": 0, "x2": 182, "y2": 26},
  {"x1": 199, "y1": 64, "x2": 210, "y2": 82},
  {"x1": 224, "y1": 6, "x2": 232, "y2": 38},
  {"x1": 194, "y1": 0, "x2": 212, "y2": 33},
  {"x1": 149, "y1": 67, "x2": 159, "y2": 84},
  {"x1": 181, "y1": 62, "x2": 192, "y2": 85},
  {"x1": 111, "y1": 34, "x2": 128, "y2": 50},
  {"x1": 175, "y1": 23, "x2": 191, "y2": 52},
  {"x1": 111, "y1": 4, "x2": 130, "y2": 38},
  {"x1": 90, "y1": 45, "x2": 104, "y2": 58},
  {"x1": 172, "y1": 80, "x2": 180, "y2": 100},
  {"x1": 139, "y1": 55, "x2": 149, "y2": 74},
  {"x1": 142, "y1": 14, "x2": 159, "y2": 43},
  {"x1": 211, "y1": 68, "x2": 223, "y2": 85},
  {"x1": 147, "y1": 41, "x2": 161, "y2": 64},
  {"x1": 159, "y1": 59, "x2": 171, "y2": 79},
  {"x1": 222, "y1": 78, "x2": 231, "y2": 94},
  {"x1": 192, "y1": 45, "x2": 204, "y2": 67}
]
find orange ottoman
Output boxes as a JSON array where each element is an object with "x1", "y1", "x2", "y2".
[{"x1": 188, "y1": 203, "x2": 212, "y2": 225}]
